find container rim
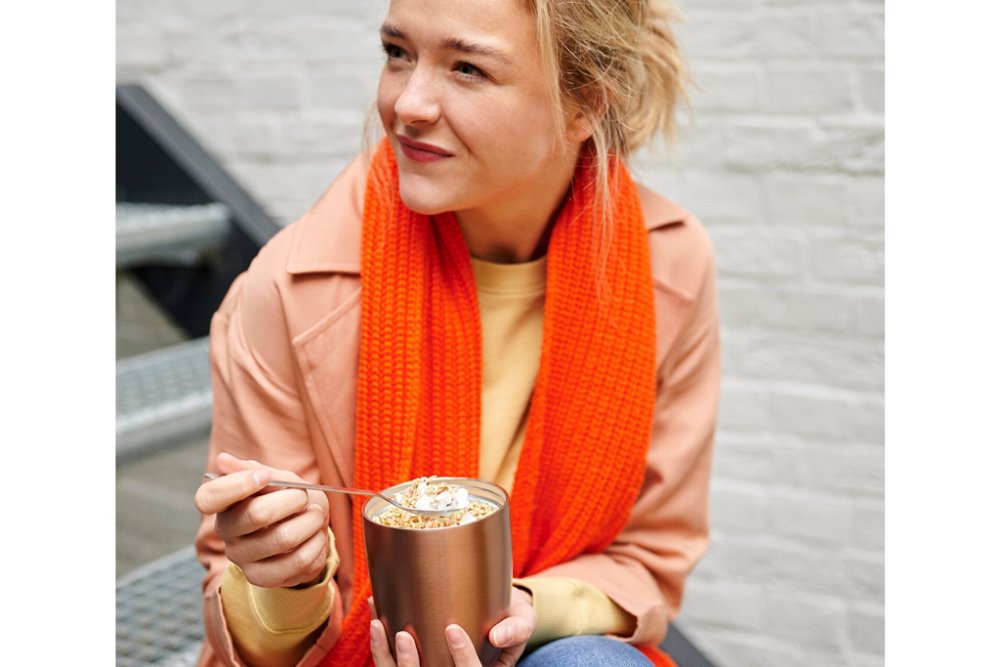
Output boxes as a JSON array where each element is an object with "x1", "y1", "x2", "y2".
[{"x1": 362, "y1": 477, "x2": 510, "y2": 530}]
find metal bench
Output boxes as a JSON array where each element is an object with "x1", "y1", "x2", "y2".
[
  {"x1": 116, "y1": 337, "x2": 212, "y2": 463},
  {"x1": 117, "y1": 202, "x2": 231, "y2": 270},
  {"x1": 116, "y1": 547, "x2": 205, "y2": 667},
  {"x1": 115, "y1": 198, "x2": 223, "y2": 464}
]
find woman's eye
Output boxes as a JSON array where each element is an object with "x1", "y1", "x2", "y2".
[
  {"x1": 455, "y1": 62, "x2": 485, "y2": 79},
  {"x1": 381, "y1": 43, "x2": 406, "y2": 61}
]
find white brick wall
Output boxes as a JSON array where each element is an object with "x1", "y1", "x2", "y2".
[
  {"x1": 116, "y1": 1, "x2": 884, "y2": 665},
  {"x1": 633, "y1": 2, "x2": 884, "y2": 664},
  {"x1": 117, "y1": 1, "x2": 387, "y2": 224}
]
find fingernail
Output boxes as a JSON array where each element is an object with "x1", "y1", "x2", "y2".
[
  {"x1": 492, "y1": 627, "x2": 510, "y2": 646},
  {"x1": 446, "y1": 625, "x2": 464, "y2": 647},
  {"x1": 252, "y1": 470, "x2": 268, "y2": 485},
  {"x1": 396, "y1": 632, "x2": 413, "y2": 656},
  {"x1": 370, "y1": 620, "x2": 380, "y2": 643}
]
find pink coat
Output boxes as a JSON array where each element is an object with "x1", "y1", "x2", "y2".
[{"x1": 194, "y1": 154, "x2": 721, "y2": 666}]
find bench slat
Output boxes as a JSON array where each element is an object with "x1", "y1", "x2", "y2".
[
  {"x1": 117, "y1": 337, "x2": 212, "y2": 462},
  {"x1": 116, "y1": 547, "x2": 205, "y2": 667},
  {"x1": 117, "y1": 202, "x2": 230, "y2": 269}
]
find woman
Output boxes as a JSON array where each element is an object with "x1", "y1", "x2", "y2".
[{"x1": 193, "y1": 0, "x2": 720, "y2": 666}]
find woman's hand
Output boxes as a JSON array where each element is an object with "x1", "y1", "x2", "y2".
[
  {"x1": 369, "y1": 587, "x2": 536, "y2": 666},
  {"x1": 194, "y1": 452, "x2": 330, "y2": 588}
]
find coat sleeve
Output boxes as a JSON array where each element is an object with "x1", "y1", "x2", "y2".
[
  {"x1": 194, "y1": 233, "x2": 345, "y2": 667},
  {"x1": 524, "y1": 223, "x2": 721, "y2": 646}
]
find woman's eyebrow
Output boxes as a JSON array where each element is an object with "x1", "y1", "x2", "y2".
[
  {"x1": 439, "y1": 36, "x2": 511, "y2": 65},
  {"x1": 380, "y1": 22, "x2": 511, "y2": 65},
  {"x1": 380, "y1": 22, "x2": 406, "y2": 40}
]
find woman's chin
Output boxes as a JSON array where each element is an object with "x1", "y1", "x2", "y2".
[{"x1": 398, "y1": 189, "x2": 453, "y2": 217}]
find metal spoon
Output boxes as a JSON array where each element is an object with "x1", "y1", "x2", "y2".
[{"x1": 202, "y1": 472, "x2": 466, "y2": 517}]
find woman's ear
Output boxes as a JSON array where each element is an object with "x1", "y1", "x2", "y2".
[
  {"x1": 565, "y1": 87, "x2": 605, "y2": 145},
  {"x1": 566, "y1": 109, "x2": 594, "y2": 144}
]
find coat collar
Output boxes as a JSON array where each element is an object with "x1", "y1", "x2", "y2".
[{"x1": 286, "y1": 155, "x2": 690, "y2": 276}]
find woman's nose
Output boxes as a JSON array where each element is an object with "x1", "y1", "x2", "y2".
[{"x1": 394, "y1": 68, "x2": 441, "y2": 126}]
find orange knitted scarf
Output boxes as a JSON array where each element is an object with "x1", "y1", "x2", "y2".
[{"x1": 321, "y1": 138, "x2": 673, "y2": 667}]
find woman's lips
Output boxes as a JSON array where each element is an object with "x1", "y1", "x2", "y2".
[{"x1": 397, "y1": 136, "x2": 452, "y2": 163}]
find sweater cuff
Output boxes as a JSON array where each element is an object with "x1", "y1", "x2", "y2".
[
  {"x1": 221, "y1": 528, "x2": 339, "y2": 665},
  {"x1": 513, "y1": 575, "x2": 637, "y2": 649}
]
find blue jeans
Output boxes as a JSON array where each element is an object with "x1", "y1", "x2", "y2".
[{"x1": 518, "y1": 636, "x2": 655, "y2": 667}]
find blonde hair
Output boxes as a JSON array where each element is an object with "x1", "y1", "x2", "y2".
[{"x1": 524, "y1": 0, "x2": 690, "y2": 228}]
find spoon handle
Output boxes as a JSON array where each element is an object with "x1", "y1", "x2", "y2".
[
  {"x1": 202, "y1": 472, "x2": 378, "y2": 499},
  {"x1": 263, "y1": 478, "x2": 380, "y2": 499}
]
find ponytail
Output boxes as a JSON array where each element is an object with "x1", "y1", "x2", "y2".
[{"x1": 627, "y1": 0, "x2": 690, "y2": 152}]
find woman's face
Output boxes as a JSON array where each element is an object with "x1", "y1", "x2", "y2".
[{"x1": 377, "y1": 0, "x2": 582, "y2": 223}]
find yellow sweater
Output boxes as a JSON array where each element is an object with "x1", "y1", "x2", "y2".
[{"x1": 221, "y1": 256, "x2": 635, "y2": 666}]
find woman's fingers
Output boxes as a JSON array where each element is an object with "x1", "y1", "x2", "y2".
[
  {"x1": 369, "y1": 595, "x2": 535, "y2": 667},
  {"x1": 370, "y1": 622, "x2": 508, "y2": 667},
  {"x1": 214, "y1": 488, "x2": 311, "y2": 538},
  {"x1": 370, "y1": 620, "x2": 392, "y2": 666},
  {"x1": 194, "y1": 466, "x2": 271, "y2": 515},
  {"x1": 445, "y1": 624, "x2": 483, "y2": 666},
  {"x1": 490, "y1": 588, "x2": 536, "y2": 649},
  {"x1": 370, "y1": 620, "x2": 402, "y2": 667},
  {"x1": 369, "y1": 623, "x2": 425, "y2": 667},
  {"x1": 277, "y1": 527, "x2": 332, "y2": 587},
  {"x1": 224, "y1": 501, "x2": 327, "y2": 566},
  {"x1": 216, "y1": 451, "x2": 261, "y2": 474},
  {"x1": 239, "y1": 521, "x2": 329, "y2": 588},
  {"x1": 489, "y1": 613, "x2": 534, "y2": 649},
  {"x1": 394, "y1": 631, "x2": 421, "y2": 667},
  {"x1": 197, "y1": 453, "x2": 333, "y2": 589},
  {"x1": 305, "y1": 488, "x2": 330, "y2": 519},
  {"x1": 487, "y1": 588, "x2": 537, "y2": 667}
]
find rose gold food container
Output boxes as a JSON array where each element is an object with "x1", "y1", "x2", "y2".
[{"x1": 363, "y1": 478, "x2": 512, "y2": 667}]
